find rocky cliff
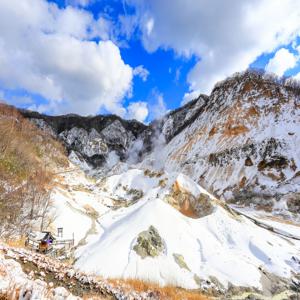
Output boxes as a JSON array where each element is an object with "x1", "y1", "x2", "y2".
[
  {"x1": 20, "y1": 111, "x2": 148, "y2": 168},
  {"x1": 159, "y1": 71, "x2": 300, "y2": 214}
]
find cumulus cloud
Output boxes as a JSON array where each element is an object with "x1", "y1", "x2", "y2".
[
  {"x1": 0, "y1": 0, "x2": 133, "y2": 115},
  {"x1": 126, "y1": 101, "x2": 149, "y2": 122},
  {"x1": 125, "y1": 0, "x2": 300, "y2": 95},
  {"x1": 265, "y1": 48, "x2": 298, "y2": 76},
  {"x1": 133, "y1": 65, "x2": 150, "y2": 81}
]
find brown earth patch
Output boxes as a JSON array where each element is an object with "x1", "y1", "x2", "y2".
[
  {"x1": 258, "y1": 156, "x2": 289, "y2": 171},
  {"x1": 247, "y1": 106, "x2": 260, "y2": 117},
  {"x1": 167, "y1": 181, "x2": 214, "y2": 219},
  {"x1": 223, "y1": 124, "x2": 249, "y2": 136},
  {"x1": 208, "y1": 126, "x2": 218, "y2": 138}
]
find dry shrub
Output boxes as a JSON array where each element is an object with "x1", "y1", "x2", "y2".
[
  {"x1": 109, "y1": 278, "x2": 209, "y2": 300},
  {"x1": 5, "y1": 237, "x2": 26, "y2": 248},
  {"x1": 0, "y1": 103, "x2": 68, "y2": 238},
  {"x1": 0, "y1": 285, "x2": 21, "y2": 300},
  {"x1": 208, "y1": 126, "x2": 217, "y2": 138},
  {"x1": 247, "y1": 106, "x2": 259, "y2": 117}
]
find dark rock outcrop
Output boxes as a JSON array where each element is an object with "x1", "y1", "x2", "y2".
[{"x1": 20, "y1": 110, "x2": 148, "y2": 168}]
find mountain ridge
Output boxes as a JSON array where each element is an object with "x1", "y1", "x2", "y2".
[{"x1": 19, "y1": 70, "x2": 300, "y2": 215}]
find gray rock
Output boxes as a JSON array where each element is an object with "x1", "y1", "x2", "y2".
[
  {"x1": 59, "y1": 127, "x2": 108, "y2": 158},
  {"x1": 101, "y1": 120, "x2": 134, "y2": 149},
  {"x1": 173, "y1": 253, "x2": 190, "y2": 271},
  {"x1": 133, "y1": 226, "x2": 165, "y2": 259}
]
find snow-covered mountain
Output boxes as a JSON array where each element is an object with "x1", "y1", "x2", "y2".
[
  {"x1": 22, "y1": 70, "x2": 300, "y2": 215},
  {"x1": 20, "y1": 110, "x2": 147, "y2": 169},
  {"x1": 159, "y1": 71, "x2": 300, "y2": 215},
  {"x1": 9, "y1": 70, "x2": 300, "y2": 298}
]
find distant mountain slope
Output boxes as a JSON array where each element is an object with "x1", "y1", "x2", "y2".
[
  {"x1": 20, "y1": 110, "x2": 147, "y2": 168},
  {"x1": 2, "y1": 72, "x2": 300, "y2": 298}
]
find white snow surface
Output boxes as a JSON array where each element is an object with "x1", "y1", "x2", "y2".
[
  {"x1": 49, "y1": 163, "x2": 110, "y2": 245},
  {"x1": 73, "y1": 168, "x2": 300, "y2": 290}
]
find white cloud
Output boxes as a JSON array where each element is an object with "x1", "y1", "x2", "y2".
[
  {"x1": 125, "y1": 0, "x2": 300, "y2": 95},
  {"x1": 127, "y1": 101, "x2": 149, "y2": 122},
  {"x1": 265, "y1": 48, "x2": 298, "y2": 76},
  {"x1": 0, "y1": 0, "x2": 133, "y2": 116},
  {"x1": 92, "y1": 17, "x2": 114, "y2": 41},
  {"x1": 118, "y1": 14, "x2": 139, "y2": 40},
  {"x1": 133, "y1": 65, "x2": 150, "y2": 81}
]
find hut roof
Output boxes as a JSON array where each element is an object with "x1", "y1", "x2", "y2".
[{"x1": 28, "y1": 231, "x2": 56, "y2": 241}]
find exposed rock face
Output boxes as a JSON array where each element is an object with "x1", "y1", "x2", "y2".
[
  {"x1": 286, "y1": 193, "x2": 300, "y2": 213},
  {"x1": 20, "y1": 95, "x2": 208, "y2": 169},
  {"x1": 157, "y1": 71, "x2": 300, "y2": 212},
  {"x1": 133, "y1": 226, "x2": 165, "y2": 258},
  {"x1": 60, "y1": 128, "x2": 108, "y2": 156},
  {"x1": 153, "y1": 95, "x2": 208, "y2": 143},
  {"x1": 166, "y1": 180, "x2": 214, "y2": 218}
]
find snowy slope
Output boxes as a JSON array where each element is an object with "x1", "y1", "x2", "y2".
[
  {"x1": 47, "y1": 163, "x2": 112, "y2": 246},
  {"x1": 74, "y1": 168, "x2": 300, "y2": 293}
]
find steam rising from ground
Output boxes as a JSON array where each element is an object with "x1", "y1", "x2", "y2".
[
  {"x1": 126, "y1": 138, "x2": 144, "y2": 165},
  {"x1": 148, "y1": 129, "x2": 166, "y2": 170},
  {"x1": 121, "y1": 123, "x2": 167, "y2": 172},
  {"x1": 106, "y1": 151, "x2": 120, "y2": 169}
]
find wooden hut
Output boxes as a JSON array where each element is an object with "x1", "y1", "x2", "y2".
[
  {"x1": 26, "y1": 231, "x2": 56, "y2": 253},
  {"x1": 26, "y1": 229, "x2": 75, "y2": 258}
]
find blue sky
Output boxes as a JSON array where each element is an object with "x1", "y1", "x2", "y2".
[{"x1": 0, "y1": 0, "x2": 300, "y2": 123}]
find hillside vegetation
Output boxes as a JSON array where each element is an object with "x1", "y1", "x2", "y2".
[{"x1": 0, "y1": 104, "x2": 68, "y2": 238}]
